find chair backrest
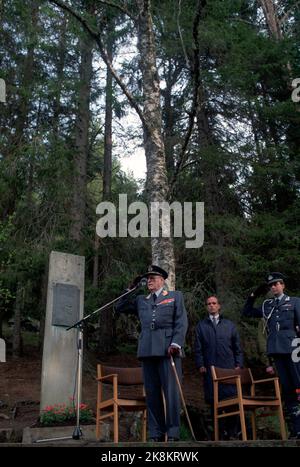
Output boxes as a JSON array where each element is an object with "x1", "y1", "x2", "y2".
[
  {"x1": 211, "y1": 366, "x2": 253, "y2": 385},
  {"x1": 98, "y1": 365, "x2": 144, "y2": 385}
]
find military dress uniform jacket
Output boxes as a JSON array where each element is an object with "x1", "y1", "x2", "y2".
[
  {"x1": 243, "y1": 294, "x2": 300, "y2": 355},
  {"x1": 115, "y1": 290, "x2": 188, "y2": 359}
]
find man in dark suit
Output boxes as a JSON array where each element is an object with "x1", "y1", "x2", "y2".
[
  {"x1": 115, "y1": 265, "x2": 188, "y2": 442},
  {"x1": 242, "y1": 272, "x2": 300, "y2": 439},
  {"x1": 195, "y1": 295, "x2": 243, "y2": 439}
]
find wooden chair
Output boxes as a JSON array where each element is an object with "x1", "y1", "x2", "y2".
[
  {"x1": 211, "y1": 366, "x2": 287, "y2": 441},
  {"x1": 96, "y1": 364, "x2": 147, "y2": 443}
]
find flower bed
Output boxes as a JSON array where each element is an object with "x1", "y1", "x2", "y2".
[{"x1": 39, "y1": 402, "x2": 94, "y2": 426}]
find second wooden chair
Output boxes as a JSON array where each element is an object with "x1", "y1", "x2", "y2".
[
  {"x1": 211, "y1": 366, "x2": 287, "y2": 441},
  {"x1": 96, "y1": 364, "x2": 147, "y2": 443}
]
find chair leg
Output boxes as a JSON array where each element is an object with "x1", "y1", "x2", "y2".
[
  {"x1": 214, "y1": 408, "x2": 219, "y2": 441},
  {"x1": 238, "y1": 404, "x2": 247, "y2": 440},
  {"x1": 250, "y1": 411, "x2": 256, "y2": 440},
  {"x1": 142, "y1": 409, "x2": 147, "y2": 442},
  {"x1": 96, "y1": 379, "x2": 102, "y2": 441},
  {"x1": 96, "y1": 421, "x2": 100, "y2": 440},
  {"x1": 96, "y1": 409, "x2": 101, "y2": 440},
  {"x1": 278, "y1": 405, "x2": 287, "y2": 440},
  {"x1": 113, "y1": 402, "x2": 119, "y2": 443}
]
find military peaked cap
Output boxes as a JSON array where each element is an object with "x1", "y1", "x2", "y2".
[
  {"x1": 266, "y1": 272, "x2": 286, "y2": 285},
  {"x1": 142, "y1": 264, "x2": 168, "y2": 280}
]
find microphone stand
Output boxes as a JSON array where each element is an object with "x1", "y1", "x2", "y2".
[
  {"x1": 65, "y1": 285, "x2": 141, "y2": 441},
  {"x1": 35, "y1": 284, "x2": 141, "y2": 443}
]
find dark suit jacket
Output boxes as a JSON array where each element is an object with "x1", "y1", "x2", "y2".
[
  {"x1": 194, "y1": 316, "x2": 243, "y2": 403},
  {"x1": 115, "y1": 289, "x2": 188, "y2": 359},
  {"x1": 194, "y1": 316, "x2": 243, "y2": 369}
]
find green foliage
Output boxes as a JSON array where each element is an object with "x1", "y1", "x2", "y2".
[
  {"x1": 256, "y1": 408, "x2": 283, "y2": 439},
  {"x1": 1, "y1": 0, "x2": 300, "y2": 363},
  {"x1": 179, "y1": 421, "x2": 194, "y2": 441},
  {"x1": 116, "y1": 342, "x2": 137, "y2": 355}
]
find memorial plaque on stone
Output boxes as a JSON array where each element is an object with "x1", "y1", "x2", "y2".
[{"x1": 52, "y1": 283, "x2": 80, "y2": 327}]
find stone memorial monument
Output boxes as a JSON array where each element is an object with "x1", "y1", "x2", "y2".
[
  {"x1": 40, "y1": 251, "x2": 85, "y2": 412},
  {"x1": 0, "y1": 338, "x2": 5, "y2": 362}
]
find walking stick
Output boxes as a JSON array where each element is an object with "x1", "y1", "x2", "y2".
[{"x1": 170, "y1": 355, "x2": 197, "y2": 441}]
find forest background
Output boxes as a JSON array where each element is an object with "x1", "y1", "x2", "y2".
[{"x1": 0, "y1": 0, "x2": 300, "y2": 367}]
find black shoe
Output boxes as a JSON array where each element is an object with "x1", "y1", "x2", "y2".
[
  {"x1": 168, "y1": 437, "x2": 179, "y2": 442},
  {"x1": 149, "y1": 436, "x2": 165, "y2": 442}
]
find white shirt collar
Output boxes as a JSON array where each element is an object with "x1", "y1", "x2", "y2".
[
  {"x1": 275, "y1": 293, "x2": 285, "y2": 301},
  {"x1": 154, "y1": 287, "x2": 164, "y2": 298},
  {"x1": 210, "y1": 314, "x2": 220, "y2": 321}
]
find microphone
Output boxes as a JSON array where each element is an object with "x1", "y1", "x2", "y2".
[
  {"x1": 128, "y1": 275, "x2": 147, "y2": 290},
  {"x1": 139, "y1": 277, "x2": 148, "y2": 287}
]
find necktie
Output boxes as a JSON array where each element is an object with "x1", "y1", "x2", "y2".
[
  {"x1": 275, "y1": 298, "x2": 280, "y2": 308},
  {"x1": 212, "y1": 317, "x2": 218, "y2": 328},
  {"x1": 152, "y1": 294, "x2": 157, "y2": 303}
]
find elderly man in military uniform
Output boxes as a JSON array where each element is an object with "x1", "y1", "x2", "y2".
[
  {"x1": 115, "y1": 265, "x2": 188, "y2": 442},
  {"x1": 242, "y1": 272, "x2": 300, "y2": 438}
]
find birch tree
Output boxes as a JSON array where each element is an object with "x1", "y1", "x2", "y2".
[{"x1": 48, "y1": 0, "x2": 183, "y2": 287}]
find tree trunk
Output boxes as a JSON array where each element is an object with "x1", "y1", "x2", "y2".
[
  {"x1": 162, "y1": 61, "x2": 182, "y2": 176},
  {"x1": 259, "y1": 0, "x2": 282, "y2": 39},
  {"x1": 13, "y1": 1, "x2": 38, "y2": 145},
  {"x1": 38, "y1": 271, "x2": 48, "y2": 350},
  {"x1": 52, "y1": 13, "x2": 67, "y2": 139},
  {"x1": 12, "y1": 283, "x2": 24, "y2": 358},
  {"x1": 259, "y1": 0, "x2": 293, "y2": 75},
  {"x1": 93, "y1": 17, "x2": 114, "y2": 288},
  {"x1": 103, "y1": 18, "x2": 114, "y2": 201},
  {"x1": 3, "y1": 0, "x2": 38, "y2": 220},
  {"x1": 137, "y1": 0, "x2": 175, "y2": 289},
  {"x1": 70, "y1": 23, "x2": 93, "y2": 243},
  {"x1": 196, "y1": 90, "x2": 233, "y2": 306},
  {"x1": 96, "y1": 18, "x2": 116, "y2": 352}
]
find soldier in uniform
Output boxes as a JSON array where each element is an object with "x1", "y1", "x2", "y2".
[
  {"x1": 115, "y1": 265, "x2": 188, "y2": 442},
  {"x1": 242, "y1": 272, "x2": 300, "y2": 438}
]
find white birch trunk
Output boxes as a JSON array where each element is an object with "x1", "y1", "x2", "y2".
[{"x1": 136, "y1": 0, "x2": 175, "y2": 289}]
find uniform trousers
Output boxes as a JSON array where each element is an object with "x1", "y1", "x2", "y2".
[
  {"x1": 142, "y1": 357, "x2": 182, "y2": 439},
  {"x1": 274, "y1": 354, "x2": 300, "y2": 435}
]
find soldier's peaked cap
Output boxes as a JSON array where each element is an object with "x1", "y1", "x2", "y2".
[
  {"x1": 266, "y1": 272, "x2": 286, "y2": 285},
  {"x1": 142, "y1": 265, "x2": 168, "y2": 280}
]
